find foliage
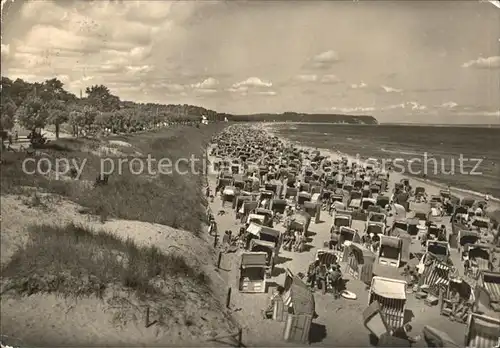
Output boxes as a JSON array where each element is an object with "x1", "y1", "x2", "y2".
[
  {"x1": 0, "y1": 97, "x2": 16, "y2": 130},
  {"x1": 15, "y1": 96, "x2": 48, "y2": 131},
  {"x1": 85, "y1": 84, "x2": 120, "y2": 112}
]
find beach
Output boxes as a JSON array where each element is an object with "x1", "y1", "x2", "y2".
[{"x1": 204, "y1": 123, "x2": 499, "y2": 347}]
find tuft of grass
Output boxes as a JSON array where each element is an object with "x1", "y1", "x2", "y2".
[
  {"x1": 1, "y1": 223, "x2": 208, "y2": 298},
  {"x1": 1, "y1": 124, "x2": 225, "y2": 234}
]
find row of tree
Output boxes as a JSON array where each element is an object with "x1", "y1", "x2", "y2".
[
  {"x1": 0, "y1": 76, "x2": 229, "y2": 139},
  {"x1": 0, "y1": 76, "x2": 379, "y2": 139}
]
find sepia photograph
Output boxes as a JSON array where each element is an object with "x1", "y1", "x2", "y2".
[{"x1": 1, "y1": 0, "x2": 499, "y2": 347}]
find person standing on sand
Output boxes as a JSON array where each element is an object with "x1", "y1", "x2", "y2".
[
  {"x1": 316, "y1": 264, "x2": 328, "y2": 294},
  {"x1": 328, "y1": 264, "x2": 342, "y2": 299},
  {"x1": 307, "y1": 260, "x2": 319, "y2": 288}
]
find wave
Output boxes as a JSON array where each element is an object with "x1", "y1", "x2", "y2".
[{"x1": 380, "y1": 147, "x2": 424, "y2": 156}]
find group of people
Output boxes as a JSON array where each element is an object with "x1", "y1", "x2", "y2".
[
  {"x1": 306, "y1": 258, "x2": 343, "y2": 297},
  {"x1": 281, "y1": 228, "x2": 306, "y2": 252},
  {"x1": 447, "y1": 286, "x2": 472, "y2": 323},
  {"x1": 419, "y1": 222, "x2": 448, "y2": 248}
]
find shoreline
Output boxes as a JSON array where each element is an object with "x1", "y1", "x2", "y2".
[
  {"x1": 254, "y1": 121, "x2": 500, "y2": 128},
  {"x1": 260, "y1": 123, "x2": 500, "y2": 214}
]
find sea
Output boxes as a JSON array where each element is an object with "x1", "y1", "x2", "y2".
[{"x1": 267, "y1": 123, "x2": 500, "y2": 199}]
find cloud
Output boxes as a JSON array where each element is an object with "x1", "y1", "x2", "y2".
[
  {"x1": 293, "y1": 74, "x2": 341, "y2": 84},
  {"x1": 308, "y1": 50, "x2": 340, "y2": 69},
  {"x1": 407, "y1": 87, "x2": 455, "y2": 93},
  {"x1": 383, "y1": 102, "x2": 427, "y2": 111},
  {"x1": 228, "y1": 77, "x2": 274, "y2": 96},
  {"x1": 439, "y1": 101, "x2": 458, "y2": 109},
  {"x1": 294, "y1": 74, "x2": 318, "y2": 82},
  {"x1": 1, "y1": 43, "x2": 10, "y2": 56},
  {"x1": 126, "y1": 65, "x2": 154, "y2": 74},
  {"x1": 350, "y1": 82, "x2": 368, "y2": 89},
  {"x1": 191, "y1": 77, "x2": 219, "y2": 89},
  {"x1": 462, "y1": 56, "x2": 500, "y2": 69},
  {"x1": 380, "y1": 85, "x2": 403, "y2": 93},
  {"x1": 302, "y1": 50, "x2": 341, "y2": 70},
  {"x1": 0, "y1": 1, "x2": 210, "y2": 102},
  {"x1": 488, "y1": 0, "x2": 500, "y2": 9},
  {"x1": 320, "y1": 74, "x2": 341, "y2": 84},
  {"x1": 330, "y1": 106, "x2": 375, "y2": 113},
  {"x1": 227, "y1": 86, "x2": 248, "y2": 94},
  {"x1": 256, "y1": 91, "x2": 277, "y2": 96},
  {"x1": 232, "y1": 77, "x2": 272, "y2": 88}
]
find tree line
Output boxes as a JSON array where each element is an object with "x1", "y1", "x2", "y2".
[
  {"x1": 0, "y1": 76, "x2": 230, "y2": 139},
  {"x1": 0, "y1": 76, "x2": 379, "y2": 140}
]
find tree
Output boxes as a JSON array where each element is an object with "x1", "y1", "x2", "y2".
[
  {"x1": 15, "y1": 96, "x2": 48, "y2": 133},
  {"x1": 37, "y1": 78, "x2": 75, "y2": 138},
  {"x1": 68, "y1": 110, "x2": 83, "y2": 137},
  {"x1": 69, "y1": 105, "x2": 97, "y2": 136},
  {"x1": 85, "y1": 84, "x2": 120, "y2": 112},
  {"x1": 0, "y1": 97, "x2": 16, "y2": 131},
  {"x1": 94, "y1": 111, "x2": 113, "y2": 130},
  {"x1": 82, "y1": 106, "x2": 97, "y2": 131},
  {"x1": 47, "y1": 107, "x2": 68, "y2": 139}
]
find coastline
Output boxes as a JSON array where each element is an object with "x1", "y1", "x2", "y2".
[{"x1": 260, "y1": 123, "x2": 500, "y2": 214}]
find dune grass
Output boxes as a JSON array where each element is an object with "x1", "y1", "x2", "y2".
[
  {"x1": 1, "y1": 223, "x2": 208, "y2": 298},
  {"x1": 1, "y1": 124, "x2": 225, "y2": 234}
]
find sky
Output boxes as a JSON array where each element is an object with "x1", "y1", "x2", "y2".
[{"x1": 1, "y1": 0, "x2": 499, "y2": 124}]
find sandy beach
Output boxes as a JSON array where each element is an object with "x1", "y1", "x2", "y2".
[{"x1": 203, "y1": 123, "x2": 499, "y2": 347}]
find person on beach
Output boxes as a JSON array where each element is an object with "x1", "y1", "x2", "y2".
[
  {"x1": 475, "y1": 205, "x2": 483, "y2": 217},
  {"x1": 372, "y1": 235, "x2": 380, "y2": 253},
  {"x1": 316, "y1": 264, "x2": 328, "y2": 294},
  {"x1": 262, "y1": 286, "x2": 284, "y2": 319},
  {"x1": 282, "y1": 231, "x2": 293, "y2": 251},
  {"x1": 329, "y1": 201, "x2": 336, "y2": 216},
  {"x1": 365, "y1": 233, "x2": 373, "y2": 251},
  {"x1": 330, "y1": 231, "x2": 340, "y2": 250},
  {"x1": 328, "y1": 263, "x2": 342, "y2": 299},
  {"x1": 293, "y1": 231, "x2": 303, "y2": 252},
  {"x1": 307, "y1": 260, "x2": 319, "y2": 288},
  {"x1": 463, "y1": 253, "x2": 471, "y2": 276}
]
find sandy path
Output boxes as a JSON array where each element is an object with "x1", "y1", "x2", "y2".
[{"x1": 204, "y1": 125, "x2": 490, "y2": 346}]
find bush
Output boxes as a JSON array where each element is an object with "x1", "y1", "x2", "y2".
[{"x1": 1, "y1": 223, "x2": 208, "y2": 298}]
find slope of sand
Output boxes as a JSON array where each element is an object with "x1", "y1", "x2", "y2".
[
  {"x1": 204, "y1": 124, "x2": 498, "y2": 347},
  {"x1": 0, "y1": 193, "x2": 236, "y2": 347}
]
